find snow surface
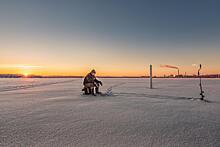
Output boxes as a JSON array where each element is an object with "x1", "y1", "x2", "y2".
[{"x1": 0, "y1": 78, "x2": 220, "y2": 147}]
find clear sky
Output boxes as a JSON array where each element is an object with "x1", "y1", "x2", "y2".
[{"x1": 0, "y1": 0, "x2": 220, "y2": 76}]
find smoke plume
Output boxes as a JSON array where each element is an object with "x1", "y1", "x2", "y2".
[{"x1": 160, "y1": 65, "x2": 179, "y2": 69}]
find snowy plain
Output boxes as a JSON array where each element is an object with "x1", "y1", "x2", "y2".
[{"x1": 0, "y1": 78, "x2": 220, "y2": 147}]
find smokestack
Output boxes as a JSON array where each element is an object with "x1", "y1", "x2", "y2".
[{"x1": 160, "y1": 64, "x2": 179, "y2": 77}]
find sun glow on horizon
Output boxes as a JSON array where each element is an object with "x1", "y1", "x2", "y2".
[
  {"x1": 0, "y1": 64, "x2": 219, "y2": 77},
  {"x1": 23, "y1": 73, "x2": 29, "y2": 77}
]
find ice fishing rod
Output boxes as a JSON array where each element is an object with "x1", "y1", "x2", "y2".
[{"x1": 198, "y1": 64, "x2": 205, "y2": 100}]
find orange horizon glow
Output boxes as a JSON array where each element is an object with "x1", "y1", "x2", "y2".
[
  {"x1": 0, "y1": 64, "x2": 219, "y2": 77},
  {"x1": 1, "y1": 36, "x2": 219, "y2": 77}
]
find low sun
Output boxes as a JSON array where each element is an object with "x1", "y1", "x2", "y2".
[{"x1": 24, "y1": 73, "x2": 29, "y2": 77}]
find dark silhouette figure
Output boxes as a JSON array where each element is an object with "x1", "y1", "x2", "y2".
[
  {"x1": 82, "y1": 69, "x2": 102, "y2": 96},
  {"x1": 198, "y1": 64, "x2": 205, "y2": 100}
]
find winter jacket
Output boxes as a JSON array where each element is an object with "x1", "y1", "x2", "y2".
[{"x1": 83, "y1": 73, "x2": 100, "y2": 85}]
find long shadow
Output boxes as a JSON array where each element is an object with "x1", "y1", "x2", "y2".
[
  {"x1": 114, "y1": 92, "x2": 213, "y2": 103},
  {"x1": 105, "y1": 83, "x2": 214, "y2": 103}
]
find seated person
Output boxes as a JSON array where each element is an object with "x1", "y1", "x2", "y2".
[{"x1": 82, "y1": 69, "x2": 102, "y2": 95}]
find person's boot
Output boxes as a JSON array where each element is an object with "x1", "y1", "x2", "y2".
[
  {"x1": 91, "y1": 88, "x2": 96, "y2": 96},
  {"x1": 84, "y1": 88, "x2": 90, "y2": 95},
  {"x1": 95, "y1": 86, "x2": 101, "y2": 94}
]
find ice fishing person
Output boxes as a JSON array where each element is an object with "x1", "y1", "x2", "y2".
[{"x1": 82, "y1": 69, "x2": 103, "y2": 96}]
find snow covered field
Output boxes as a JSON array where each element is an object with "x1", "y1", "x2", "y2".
[{"x1": 0, "y1": 78, "x2": 220, "y2": 147}]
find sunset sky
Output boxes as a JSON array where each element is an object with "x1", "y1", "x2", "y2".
[{"x1": 0, "y1": 0, "x2": 220, "y2": 76}]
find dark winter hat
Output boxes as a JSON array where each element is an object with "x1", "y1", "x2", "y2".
[{"x1": 91, "y1": 69, "x2": 96, "y2": 74}]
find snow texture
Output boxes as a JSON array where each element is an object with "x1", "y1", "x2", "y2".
[{"x1": 0, "y1": 78, "x2": 220, "y2": 147}]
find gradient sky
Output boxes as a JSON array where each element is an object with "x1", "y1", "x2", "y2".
[{"x1": 0, "y1": 0, "x2": 220, "y2": 76}]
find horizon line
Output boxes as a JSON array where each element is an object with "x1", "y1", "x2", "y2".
[{"x1": 0, "y1": 73, "x2": 219, "y2": 78}]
